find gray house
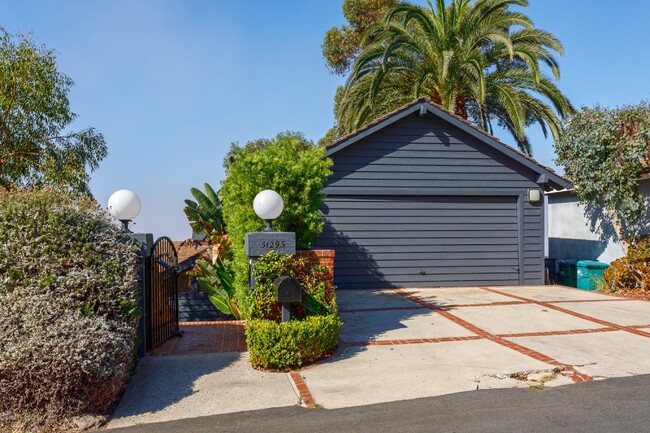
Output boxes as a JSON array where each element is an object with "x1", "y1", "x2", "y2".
[{"x1": 315, "y1": 98, "x2": 572, "y2": 289}]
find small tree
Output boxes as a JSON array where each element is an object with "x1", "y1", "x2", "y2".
[
  {"x1": 555, "y1": 102, "x2": 650, "y2": 243},
  {"x1": 0, "y1": 29, "x2": 106, "y2": 194},
  {"x1": 220, "y1": 132, "x2": 332, "y2": 315}
]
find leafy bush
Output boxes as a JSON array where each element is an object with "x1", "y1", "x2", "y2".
[
  {"x1": 246, "y1": 314, "x2": 341, "y2": 370},
  {"x1": 220, "y1": 132, "x2": 332, "y2": 313},
  {"x1": 556, "y1": 103, "x2": 650, "y2": 234},
  {"x1": 603, "y1": 235, "x2": 650, "y2": 291},
  {"x1": 251, "y1": 251, "x2": 337, "y2": 321},
  {"x1": 0, "y1": 189, "x2": 140, "y2": 427}
]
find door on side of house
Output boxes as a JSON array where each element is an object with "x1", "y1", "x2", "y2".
[{"x1": 317, "y1": 195, "x2": 520, "y2": 289}]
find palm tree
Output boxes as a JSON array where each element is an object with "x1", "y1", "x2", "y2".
[{"x1": 335, "y1": 0, "x2": 573, "y2": 155}]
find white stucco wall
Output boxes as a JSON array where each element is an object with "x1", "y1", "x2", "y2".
[
  {"x1": 546, "y1": 178, "x2": 650, "y2": 264},
  {"x1": 547, "y1": 193, "x2": 624, "y2": 263}
]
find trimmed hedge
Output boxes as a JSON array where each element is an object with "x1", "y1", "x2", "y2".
[
  {"x1": 246, "y1": 314, "x2": 341, "y2": 370},
  {"x1": 0, "y1": 189, "x2": 140, "y2": 428}
]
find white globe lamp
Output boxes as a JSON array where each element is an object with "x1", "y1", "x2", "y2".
[
  {"x1": 253, "y1": 189, "x2": 284, "y2": 231},
  {"x1": 108, "y1": 189, "x2": 141, "y2": 232}
]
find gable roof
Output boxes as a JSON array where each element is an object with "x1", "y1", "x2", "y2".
[{"x1": 325, "y1": 98, "x2": 573, "y2": 191}]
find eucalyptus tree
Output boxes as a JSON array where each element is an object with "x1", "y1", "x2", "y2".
[
  {"x1": 333, "y1": 0, "x2": 573, "y2": 155},
  {"x1": 0, "y1": 29, "x2": 106, "y2": 193}
]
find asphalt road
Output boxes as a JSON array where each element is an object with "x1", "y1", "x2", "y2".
[{"x1": 106, "y1": 375, "x2": 650, "y2": 433}]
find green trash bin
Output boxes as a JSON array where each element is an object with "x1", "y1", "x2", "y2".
[
  {"x1": 576, "y1": 261, "x2": 610, "y2": 291},
  {"x1": 558, "y1": 260, "x2": 578, "y2": 287}
]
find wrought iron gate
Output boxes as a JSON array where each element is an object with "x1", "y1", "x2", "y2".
[{"x1": 146, "y1": 236, "x2": 180, "y2": 349}]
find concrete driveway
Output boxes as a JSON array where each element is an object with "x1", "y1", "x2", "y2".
[
  {"x1": 297, "y1": 286, "x2": 650, "y2": 409},
  {"x1": 108, "y1": 285, "x2": 650, "y2": 428}
]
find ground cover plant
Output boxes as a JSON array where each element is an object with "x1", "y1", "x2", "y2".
[
  {"x1": 246, "y1": 252, "x2": 341, "y2": 370},
  {"x1": 0, "y1": 189, "x2": 140, "y2": 431}
]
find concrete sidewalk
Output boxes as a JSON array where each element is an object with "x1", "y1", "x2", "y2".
[
  {"x1": 107, "y1": 285, "x2": 650, "y2": 427},
  {"x1": 107, "y1": 353, "x2": 298, "y2": 429}
]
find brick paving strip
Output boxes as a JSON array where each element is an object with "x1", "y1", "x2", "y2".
[
  {"x1": 288, "y1": 371, "x2": 316, "y2": 408},
  {"x1": 392, "y1": 289, "x2": 594, "y2": 382},
  {"x1": 477, "y1": 287, "x2": 650, "y2": 339},
  {"x1": 150, "y1": 321, "x2": 247, "y2": 355}
]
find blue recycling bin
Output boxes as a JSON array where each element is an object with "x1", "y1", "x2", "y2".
[{"x1": 576, "y1": 260, "x2": 609, "y2": 291}]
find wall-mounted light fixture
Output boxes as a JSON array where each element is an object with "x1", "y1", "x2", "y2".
[{"x1": 528, "y1": 188, "x2": 542, "y2": 203}]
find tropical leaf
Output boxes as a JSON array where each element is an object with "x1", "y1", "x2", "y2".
[
  {"x1": 193, "y1": 257, "x2": 241, "y2": 319},
  {"x1": 335, "y1": 0, "x2": 574, "y2": 155}
]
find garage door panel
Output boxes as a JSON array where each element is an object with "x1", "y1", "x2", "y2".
[
  {"x1": 317, "y1": 234, "x2": 518, "y2": 245},
  {"x1": 317, "y1": 195, "x2": 520, "y2": 288},
  {"x1": 335, "y1": 252, "x2": 519, "y2": 263},
  {"x1": 330, "y1": 244, "x2": 518, "y2": 254},
  {"x1": 322, "y1": 215, "x2": 517, "y2": 225},
  {"x1": 327, "y1": 223, "x2": 517, "y2": 232},
  {"x1": 325, "y1": 198, "x2": 515, "y2": 211},
  {"x1": 324, "y1": 208, "x2": 517, "y2": 218}
]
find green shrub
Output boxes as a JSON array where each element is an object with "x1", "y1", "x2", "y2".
[
  {"x1": 0, "y1": 189, "x2": 140, "y2": 427},
  {"x1": 246, "y1": 314, "x2": 341, "y2": 370},
  {"x1": 251, "y1": 251, "x2": 336, "y2": 321},
  {"x1": 219, "y1": 132, "x2": 332, "y2": 315},
  {"x1": 603, "y1": 235, "x2": 650, "y2": 291}
]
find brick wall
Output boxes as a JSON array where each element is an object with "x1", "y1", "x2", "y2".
[{"x1": 295, "y1": 249, "x2": 335, "y2": 287}]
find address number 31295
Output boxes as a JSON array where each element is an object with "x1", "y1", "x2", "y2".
[{"x1": 260, "y1": 240, "x2": 286, "y2": 249}]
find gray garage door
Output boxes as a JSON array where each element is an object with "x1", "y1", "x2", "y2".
[{"x1": 316, "y1": 196, "x2": 520, "y2": 289}]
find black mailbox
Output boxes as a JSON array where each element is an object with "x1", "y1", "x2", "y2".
[{"x1": 273, "y1": 276, "x2": 302, "y2": 303}]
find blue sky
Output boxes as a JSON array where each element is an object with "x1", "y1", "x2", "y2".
[{"x1": 2, "y1": 1, "x2": 649, "y2": 240}]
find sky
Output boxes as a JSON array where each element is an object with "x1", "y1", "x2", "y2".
[{"x1": 2, "y1": 0, "x2": 649, "y2": 240}]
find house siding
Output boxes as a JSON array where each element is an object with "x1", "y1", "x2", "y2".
[{"x1": 316, "y1": 111, "x2": 545, "y2": 288}]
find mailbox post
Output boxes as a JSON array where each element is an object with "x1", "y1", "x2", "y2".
[{"x1": 273, "y1": 276, "x2": 302, "y2": 322}]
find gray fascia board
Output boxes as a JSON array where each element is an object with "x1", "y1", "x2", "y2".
[{"x1": 325, "y1": 101, "x2": 573, "y2": 191}]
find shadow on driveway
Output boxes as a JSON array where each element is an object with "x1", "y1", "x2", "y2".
[{"x1": 112, "y1": 353, "x2": 242, "y2": 421}]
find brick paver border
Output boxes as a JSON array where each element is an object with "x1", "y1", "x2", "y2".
[
  {"x1": 179, "y1": 320, "x2": 246, "y2": 326},
  {"x1": 289, "y1": 371, "x2": 316, "y2": 408},
  {"x1": 478, "y1": 287, "x2": 650, "y2": 339},
  {"x1": 151, "y1": 322, "x2": 247, "y2": 355},
  {"x1": 393, "y1": 289, "x2": 593, "y2": 382}
]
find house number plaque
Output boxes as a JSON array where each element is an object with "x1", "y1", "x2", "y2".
[{"x1": 245, "y1": 232, "x2": 296, "y2": 257}]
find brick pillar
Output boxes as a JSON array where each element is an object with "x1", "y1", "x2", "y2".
[{"x1": 295, "y1": 249, "x2": 335, "y2": 287}]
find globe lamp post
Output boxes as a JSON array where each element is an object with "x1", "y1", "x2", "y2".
[
  {"x1": 253, "y1": 189, "x2": 284, "y2": 232},
  {"x1": 108, "y1": 189, "x2": 142, "y2": 233}
]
